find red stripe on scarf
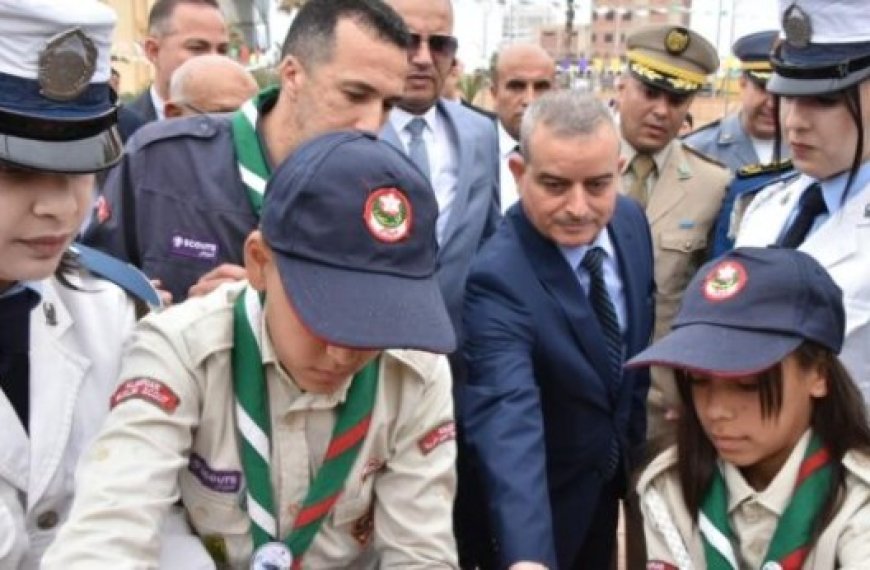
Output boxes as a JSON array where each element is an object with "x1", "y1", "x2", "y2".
[
  {"x1": 293, "y1": 494, "x2": 340, "y2": 528},
  {"x1": 779, "y1": 545, "x2": 810, "y2": 570},
  {"x1": 324, "y1": 415, "x2": 371, "y2": 460},
  {"x1": 796, "y1": 447, "x2": 830, "y2": 486}
]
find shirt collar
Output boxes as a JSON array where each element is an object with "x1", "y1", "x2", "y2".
[
  {"x1": 390, "y1": 104, "x2": 439, "y2": 135},
  {"x1": 498, "y1": 121, "x2": 518, "y2": 158},
  {"x1": 721, "y1": 429, "x2": 812, "y2": 516},
  {"x1": 0, "y1": 280, "x2": 43, "y2": 300},
  {"x1": 149, "y1": 85, "x2": 166, "y2": 121},
  {"x1": 558, "y1": 227, "x2": 615, "y2": 272},
  {"x1": 818, "y1": 159, "x2": 870, "y2": 213},
  {"x1": 619, "y1": 137, "x2": 674, "y2": 175}
]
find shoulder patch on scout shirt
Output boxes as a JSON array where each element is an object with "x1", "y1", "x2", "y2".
[
  {"x1": 647, "y1": 562, "x2": 678, "y2": 570},
  {"x1": 418, "y1": 421, "x2": 456, "y2": 455},
  {"x1": 110, "y1": 377, "x2": 180, "y2": 413}
]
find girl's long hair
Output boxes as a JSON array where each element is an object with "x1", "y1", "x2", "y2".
[{"x1": 676, "y1": 342, "x2": 870, "y2": 543}]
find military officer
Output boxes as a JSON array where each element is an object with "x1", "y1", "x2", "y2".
[
  {"x1": 736, "y1": 0, "x2": 870, "y2": 405},
  {"x1": 43, "y1": 131, "x2": 460, "y2": 569}
]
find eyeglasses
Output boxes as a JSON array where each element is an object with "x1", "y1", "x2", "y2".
[{"x1": 408, "y1": 33, "x2": 458, "y2": 60}]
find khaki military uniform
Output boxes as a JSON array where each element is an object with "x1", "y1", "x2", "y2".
[
  {"x1": 637, "y1": 431, "x2": 870, "y2": 569},
  {"x1": 620, "y1": 139, "x2": 730, "y2": 446},
  {"x1": 43, "y1": 282, "x2": 458, "y2": 569}
]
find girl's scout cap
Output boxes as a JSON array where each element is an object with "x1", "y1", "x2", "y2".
[
  {"x1": 626, "y1": 247, "x2": 844, "y2": 377},
  {"x1": 0, "y1": 0, "x2": 122, "y2": 173},
  {"x1": 261, "y1": 130, "x2": 456, "y2": 354},
  {"x1": 769, "y1": 0, "x2": 870, "y2": 96},
  {"x1": 624, "y1": 25, "x2": 719, "y2": 95}
]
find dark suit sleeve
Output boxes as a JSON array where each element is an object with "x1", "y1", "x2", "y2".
[
  {"x1": 480, "y1": 119, "x2": 502, "y2": 243},
  {"x1": 460, "y1": 268, "x2": 557, "y2": 568}
]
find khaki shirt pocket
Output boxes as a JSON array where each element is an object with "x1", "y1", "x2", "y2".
[{"x1": 655, "y1": 230, "x2": 709, "y2": 297}]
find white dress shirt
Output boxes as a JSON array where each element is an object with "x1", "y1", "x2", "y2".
[{"x1": 498, "y1": 121, "x2": 520, "y2": 213}]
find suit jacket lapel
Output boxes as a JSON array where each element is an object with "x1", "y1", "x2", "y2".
[
  {"x1": 646, "y1": 142, "x2": 690, "y2": 225},
  {"x1": 28, "y1": 281, "x2": 88, "y2": 506},
  {"x1": 608, "y1": 199, "x2": 643, "y2": 355},
  {"x1": 379, "y1": 120, "x2": 402, "y2": 150},
  {"x1": 511, "y1": 208, "x2": 613, "y2": 385},
  {"x1": 437, "y1": 100, "x2": 474, "y2": 250}
]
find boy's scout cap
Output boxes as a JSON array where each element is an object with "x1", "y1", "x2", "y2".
[
  {"x1": 261, "y1": 130, "x2": 456, "y2": 354},
  {"x1": 769, "y1": 0, "x2": 870, "y2": 96},
  {"x1": 626, "y1": 247, "x2": 844, "y2": 377},
  {"x1": 0, "y1": 0, "x2": 122, "y2": 174},
  {"x1": 625, "y1": 25, "x2": 719, "y2": 95},
  {"x1": 733, "y1": 30, "x2": 779, "y2": 85}
]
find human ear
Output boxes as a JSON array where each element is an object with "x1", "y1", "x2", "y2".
[
  {"x1": 243, "y1": 231, "x2": 271, "y2": 291},
  {"x1": 807, "y1": 363, "x2": 829, "y2": 399},
  {"x1": 142, "y1": 37, "x2": 160, "y2": 65}
]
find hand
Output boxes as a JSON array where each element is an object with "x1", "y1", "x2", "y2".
[
  {"x1": 509, "y1": 563, "x2": 549, "y2": 570},
  {"x1": 149, "y1": 279, "x2": 173, "y2": 307},
  {"x1": 187, "y1": 263, "x2": 247, "y2": 298}
]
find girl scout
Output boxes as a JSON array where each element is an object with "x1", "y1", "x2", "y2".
[
  {"x1": 628, "y1": 247, "x2": 870, "y2": 570},
  {"x1": 734, "y1": 0, "x2": 870, "y2": 402},
  {"x1": 0, "y1": 1, "x2": 137, "y2": 567}
]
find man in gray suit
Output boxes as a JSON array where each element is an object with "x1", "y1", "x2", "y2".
[
  {"x1": 380, "y1": 0, "x2": 500, "y2": 333},
  {"x1": 684, "y1": 30, "x2": 786, "y2": 172},
  {"x1": 128, "y1": 0, "x2": 229, "y2": 123}
]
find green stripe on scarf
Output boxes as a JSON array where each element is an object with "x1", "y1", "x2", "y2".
[
  {"x1": 232, "y1": 286, "x2": 379, "y2": 561},
  {"x1": 231, "y1": 86, "x2": 278, "y2": 216},
  {"x1": 700, "y1": 432, "x2": 833, "y2": 570}
]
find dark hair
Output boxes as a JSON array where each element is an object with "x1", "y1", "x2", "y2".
[
  {"x1": 675, "y1": 342, "x2": 870, "y2": 544},
  {"x1": 148, "y1": 0, "x2": 221, "y2": 36},
  {"x1": 54, "y1": 250, "x2": 83, "y2": 290},
  {"x1": 280, "y1": 0, "x2": 409, "y2": 65}
]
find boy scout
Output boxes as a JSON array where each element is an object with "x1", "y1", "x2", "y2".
[{"x1": 43, "y1": 131, "x2": 459, "y2": 569}]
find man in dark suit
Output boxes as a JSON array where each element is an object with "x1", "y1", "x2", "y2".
[
  {"x1": 128, "y1": 0, "x2": 229, "y2": 123},
  {"x1": 461, "y1": 90, "x2": 655, "y2": 570}
]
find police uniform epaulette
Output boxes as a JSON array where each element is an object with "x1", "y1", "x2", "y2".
[
  {"x1": 129, "y1": 113, "x2": 224, "y2": 151},
  {"x1": 728, "y1": 167, "x2": 799, "y2": 200},
  {"x1": 736, "y1": 159, "x2": 794, "y2": 179},
  {"x1": 682, "y1": 118, "x2": 720, "y2": 139},
  {"x1": 681, "y1": 143, "x2": 727, "y2": 168},
  {"x1": 69, "y1": 243, "x2": 162, "y2": 308}
]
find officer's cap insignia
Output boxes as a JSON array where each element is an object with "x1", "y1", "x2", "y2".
[
  {"x1": 782, "y1": 3, "x2": 812, "y2": 48},
  {"x1": 665, "y1": 28, "x2": 690, "y2": 55},
  {"x1": 38, "y1": 28, "x2": 97, "y2": 102}
]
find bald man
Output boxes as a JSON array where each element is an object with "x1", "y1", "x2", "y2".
[
  {"x1": 164, "y1": 54, "x2": 259, "y2": 117},
  {"x1": 491, "y1": 43, "x2": 556, "y2": 211}
]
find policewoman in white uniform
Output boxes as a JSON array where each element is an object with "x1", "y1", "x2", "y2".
[
  {"x1": 43, "y1": 131, "x2": 459, "y2": 569},
  {"x1": 628, "y1": 247, "x2": 870, "y2": 570},
  {"x1": 735, "y1": 0, "x2": 870, "y2": 403},
  {"x1": 0, "y1": 1, "x2": 133, "y2": 567}
]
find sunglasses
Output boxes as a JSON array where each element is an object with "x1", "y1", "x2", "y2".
[{"x1": 409, "y1": 33, "x2": 459, "y2": 60}]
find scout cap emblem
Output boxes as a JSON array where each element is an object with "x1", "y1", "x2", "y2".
[
  {"x1": 250, "y1": 541, "x2": 293, "y2": 570},
  {"x1": 665, "y1": 27, "x2": 690, "y2": 55},
  {"x1": 782, "y1": 3, "x2": 812, "y2": 48},
  {"x1": 38, "y1": 28, "x2": 98, "y2": 101},
  {"x1": 702, "y1": 260, "x2": 747, "y2": 302},
  {"x1": 364, "y1": 187, "x2": 413, "y2": 243}
]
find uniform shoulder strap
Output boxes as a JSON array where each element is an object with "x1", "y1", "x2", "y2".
[{"x1": 69, "y1": 242, "x2": 162, "y2": 308}]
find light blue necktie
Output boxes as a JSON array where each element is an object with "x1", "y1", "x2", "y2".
[{"x1": 406, "y1": 117, "x2": 431, "y2": 181}]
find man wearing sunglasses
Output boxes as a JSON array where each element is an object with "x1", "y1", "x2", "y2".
[{"x1": 380, "y1": 2, "x2": 501, "y2": 568}]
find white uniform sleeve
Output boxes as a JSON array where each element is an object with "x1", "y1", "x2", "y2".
[{"x1": 0, "y1": 481, "x2": 27, "y2": 570}]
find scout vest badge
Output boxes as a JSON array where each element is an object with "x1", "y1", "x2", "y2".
[
  {"x1": 231, "y1": 87, "x2": 278, "y2": 217},
  {"x1": 232, "y1": 286, "x2": 380, "y2": 569},
  {"x1": 699, "y1": 432, "x2": 833, "y2": 570}
]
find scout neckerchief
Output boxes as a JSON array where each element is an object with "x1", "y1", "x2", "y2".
[
  {"x1": 232, "y1": 286, "x2": 379, "y2": 563},
  {"x1": 231, "y1": 86, "x2": 278, "y2": 216},
  {"x1": 699, "y1": 432, "x2": 833, "y2": 570}
]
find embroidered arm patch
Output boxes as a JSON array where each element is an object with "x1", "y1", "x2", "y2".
[
  {"x1": 418, "y1": 421, "x2": 456, "y2": 455},
  {"x1": 110, "y1": 377, "x2": 180, "y2": 413}
]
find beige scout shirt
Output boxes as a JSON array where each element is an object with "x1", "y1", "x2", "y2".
[
  {"x1": 43, "y1": 282, "x2": 458, "y2": 569},
  {"x1": 637, "y1": 432, "x2": 870, "y2": 569}
]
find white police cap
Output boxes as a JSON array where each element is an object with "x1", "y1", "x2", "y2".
[{"x1": 0, "y1": 0, "x2": 122, "y2": 173}]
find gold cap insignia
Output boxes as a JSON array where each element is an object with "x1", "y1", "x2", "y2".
[
  {"x1": 665, "y1": 28, "x2": 690, "y2": 55},
  {"x1": 38, "y1": 28, "x2": 97, "y2": 102},
  {"x1": 782, "y1": 3, "x2": 812, "y2": 48}
]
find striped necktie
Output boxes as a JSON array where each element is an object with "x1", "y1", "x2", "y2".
[{"x1": 581, "y1": 247, "x2": 624, "y2": 383}]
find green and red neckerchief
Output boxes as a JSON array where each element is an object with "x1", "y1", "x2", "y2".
[
  {"x1": 699, "y1": 432, "x2": 833, "y2": 570},
  {"x1": 231, "y1": 87, "x2": 278, "y2": 216},
  {"x1": 232, "y1": 286, "x2": 379, "y2": 566}
]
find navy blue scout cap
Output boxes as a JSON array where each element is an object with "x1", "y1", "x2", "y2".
[
  {"x1": 733, "y1": 30, "x2": 778, "y2": 85},
  {"x1": 0, "y1": 0, "x2": 122, "y2": 173},
  {"x1": 626, "y1": 247, "x2": 844, "y2": 377},
  {"x1": 769, "y1": 0, "x2": 870, "y2": 96},
  {"x1": 261, "y1": 130, "x2": 456, "y2": 354}
]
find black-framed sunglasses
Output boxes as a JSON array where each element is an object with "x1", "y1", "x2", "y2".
[{"x1": 409, "y1": 33, "x2": 459, "y2": 60}]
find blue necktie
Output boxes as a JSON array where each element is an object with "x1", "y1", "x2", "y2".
[
  {"x1": 777, "y1": 183, "x2": 826, "y2": 248},
  {"x1": 406, "y1": 117, "x2": 431, "y2": 181}
]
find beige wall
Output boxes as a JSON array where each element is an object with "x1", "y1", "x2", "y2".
[{"x1": 102, "y1": 0, "x2": 154, "y2": 96}]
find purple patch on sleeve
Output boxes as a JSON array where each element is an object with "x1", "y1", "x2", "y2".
[
  {"x1": 188, "y1": 453, "x2": 241, "y2": 493},
  {"x1": 169, "y1": 232, "x2": 219, "y2": 261}
]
